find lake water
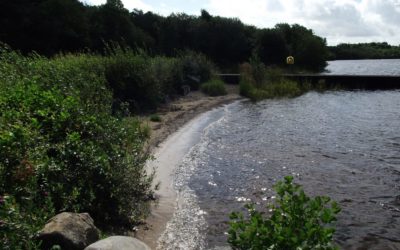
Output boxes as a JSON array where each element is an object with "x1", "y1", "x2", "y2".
[
  {"x1": 158, "y1": 60, "x2": 400, "y2": 250},
  {"x1": 324, "y1": 59, "x2": 400, "y2": 76}
]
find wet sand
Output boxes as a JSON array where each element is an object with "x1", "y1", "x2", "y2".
[
  {"x1": 135, "y1": 86, "x2": 241, "y2": 249},
  {"x1": 144, "y1": 85, "x2": 241, "y2": 151}
]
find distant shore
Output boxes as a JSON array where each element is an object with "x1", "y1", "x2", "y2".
[{"x1": 136, "y1": 85, "x2": 242, "y2": 249}]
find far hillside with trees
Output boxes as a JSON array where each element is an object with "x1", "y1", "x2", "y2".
[
  {"x1": 0, "y1": 0, "x2": 328, "y2": 72},
  {"x1": 329, "y1": 42, "x2": 400, "y2": 60}
]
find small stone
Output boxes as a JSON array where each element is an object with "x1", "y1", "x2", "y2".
[
  {"x1": 38, "y1": 212, "x2": 100, "y2": 250},
  {"x1": 84, "y1": 236, "x2": 151, "y2": 250}
]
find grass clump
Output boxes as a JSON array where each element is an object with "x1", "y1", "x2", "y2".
[
  {"x1": 200, "y1": 79, "x2": 227, "y2": 96},
  {"x1": 239, "y1": 57, "x2": 303, "y2": 101},
  {"x1": 228, "y1": 176, "x2": 341, "y2": 250},
  {"x1": 149, "y1": 114, "x2": 162, "y2": 122}
]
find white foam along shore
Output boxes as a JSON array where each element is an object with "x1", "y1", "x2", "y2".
[{"x1": 136, "y1": 105, "x2": 229, "y2": 249}]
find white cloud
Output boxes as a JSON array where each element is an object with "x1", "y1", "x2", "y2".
[
  {"x1": 206, "y1": 0, "x2": 400, "y2": 45},
  {"x1": 122, "y1": 0, "x2": 153, "y2": 11}
]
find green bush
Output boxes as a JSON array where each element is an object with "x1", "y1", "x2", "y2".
[
  {"x1": 239, "y1": 60, "x2": 303, "y2": 101},
  {"x1": 178, "y1": 51, "x2": 215, "y2": 90},
  {"x1": 200, "y1": 79, "x2": 227, "y2": 96},
  {"x1": 0, "y1": 44, "x2": 217, "y2": 248},
  {"x1": 0, "y1": 46, "x2": 154, "y2": 247},
  {"x1": 228, "y1": 176, "x2": 341, "y2": 250},
  {"x1": 265, "y1": 67, "x2": 285, "y2": 83},
  {"x1": 149, "y1": 114, "x2": 162, "y2": 122},
  {"x1": 263, "y1": 80, "x2": 302, "y2": 98},
  {"x1": 103, "y1": 48, "x2": 215, "y2": 112},
  {"x1": 0, "y1": 194, "x2": 54, "y2": 249},
  {"x1": 239, "y1": 81, "x2": 253, "y2": 97},
  {"x1": 248, "y1": 56, "x2": 267, "y2": 88},
  {"x1": 105, "y1": 48, "x2": 163, "y2": 113},
  {"x1": 0, "y1": 79, "x2": 153, "y2": 222},
  {"x1": 149, "y1": 56, "x2": 182, "y2": 98}
]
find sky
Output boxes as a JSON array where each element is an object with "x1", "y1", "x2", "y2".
[{"x1": 80, "y1": 0, "x2": 400, "y2": 46}]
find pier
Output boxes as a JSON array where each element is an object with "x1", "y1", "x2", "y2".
[
  {"x1": 284, "y1": 74, "x2": 400, "y2": 90},
  {"x1": 218, "y1": 73, "x2": 400, "y2": 90}
]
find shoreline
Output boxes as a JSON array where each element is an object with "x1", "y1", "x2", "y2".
[
  {"x1": 144, "y1": 85, "x2": 242, "y2": 152},
  {"x1": 136, "y1": 85, "x2": 242, "y2": 249}
]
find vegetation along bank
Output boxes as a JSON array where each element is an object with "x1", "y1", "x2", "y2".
[
  {"x1": 4, "y1": 0, "x2": 395, "y2": 248},
  {"x1": 0, "y1": 43, "x2": 222, "y2": 248}
]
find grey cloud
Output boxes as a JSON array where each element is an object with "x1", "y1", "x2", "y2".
[
  {"x1": 367, "y1": 0, "x2": 400, "y2": 24},
  {"x1": 300, "y1": 3, "x2": 379, "y2": 37}
]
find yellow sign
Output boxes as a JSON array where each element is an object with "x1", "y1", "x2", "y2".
[{"x1": 286, "y1": 56, "x2": 294, "y2": 65}]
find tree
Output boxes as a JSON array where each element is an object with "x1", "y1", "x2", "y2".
[
  {"x1": 106, "y1": 0, "x2": 124, "y2": 10},
  {"x1": 200, "y1": 9, "x2": 212, "y2": 21},
  {"x1": 88, "y1": 3, "x2": 153, "y2": 52},
  {"x1": 274, "y1": 23, "x2": 328, "y2": 71},
  {"x1": 256, "y1": 28, "x2": 289, "y2": 66},
  {"x1": 29, "y1": 0, "x2": 90, "y2": 55}
]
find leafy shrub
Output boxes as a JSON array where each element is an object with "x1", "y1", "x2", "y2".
[
  {"x1": 263, "y1": 80, "x2": 302, "y2": 98},
  {"x1": 0, "y1": 44, "x2": 218, "y2": 248},
  {"x1": 249, "y1": 55, "x2": 267, "y2": 88},
  {"x1": 228, "y1": 176, "x2": 341, "y2": 250},
  {"x1": 239, "y1": 81, "x2": 253, "y2": 97},
  {"x1": 0, "y1": 79, "x2": 153, "y2": 222},
  {"x1": 200, "y1": 79, "x2": 227, "y2": 96},
  {"x1": 149, "y1": 114, "x2": 162, "y2": 122},
  {"x1": 0, "y1": 46, "x2": 154, "y2": 247},
  {"x1": 265, "y1": 67, "x2": 285, "y2": 83},
  {"x1": 239, "y1": 60, "x2": 303, "y2": 101},
  {"x1": 149, "y1": 56, "x2": 182, "y2": 98},
  {"x1": 105, "y1": 48, "x2": 163, "y2": 113},
  {"x1": 0, "y1": 194, "x2": 54, "y2": 250},
  {"x1": 103, "y1": 48, "x2": 215, "y2": 112},
  {"x1": 177, "y1": 51, "x2": 215, "y2": 90}
]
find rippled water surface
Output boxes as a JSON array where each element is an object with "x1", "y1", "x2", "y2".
[
  {"x1": 324, "y1": 59, "x2": 400, "y2": 75},
  {"x1": 161, "y1": 91, "x2": 400, "y2": 250}
]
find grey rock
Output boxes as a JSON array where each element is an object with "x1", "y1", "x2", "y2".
[
  {"x1": 84, "y1": 236, "x2": 151, "y2": 250},
  {"x1": 38, "y1": 212, "x2": 100, "y2": 250}
]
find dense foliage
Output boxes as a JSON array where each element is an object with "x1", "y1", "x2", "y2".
[
  {"x1": 0, "y1": 0, "x2": 328, "y2": 71},
  {"x1": 228, "y1": 176, "x2": 341, "y2": 250},
  {"x1": 329, "y1": 42, "x2": 400, "y2": 60},
  {"x1": 104, "y1": 47, "x2": 215, "y2": 112},
  {"x1": 0, "y1": 40, "x2": 217, "y2": 248},
  {"x1": 256, "y1": 24, "x2": 328, "y2": 71},
  {"x1": 239, "y1": 57, "x2": 307, "y2": 101},
  {"x1": 0, "y1": 44, "x2": 198, "y2": 248},
  {"x1": 200, "y1": 79, "x2": 227, "y2": 96}
]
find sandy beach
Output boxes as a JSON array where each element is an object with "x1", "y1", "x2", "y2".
[
  {"x1": 144, "y1": 84, "x2": 241, "y2": 152},
  {"x1": 135, "y1": 85, "x2": 241, "y2": 249}
]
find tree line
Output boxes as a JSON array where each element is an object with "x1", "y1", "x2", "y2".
[
  {"x1": 329, "y1": 42, "x2": 400, "y2": 60},
  {"x1": 0, "y1": 0, "x2": 329, "y2": 71}
]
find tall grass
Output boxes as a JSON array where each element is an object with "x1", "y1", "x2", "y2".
[
  {"x1": 104, "y1": 46, "x2": 215, "y2": 113},
  {"x1": 239, "y1": 58, "x2": 304, "y2": 101},
  {"x1": 200, "y1": 79, "x2": 227, "y2": 96}
]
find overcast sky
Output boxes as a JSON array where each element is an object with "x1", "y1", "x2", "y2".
[{"x1": 80, "y1": 0, "x2": 400, "y2": 46}]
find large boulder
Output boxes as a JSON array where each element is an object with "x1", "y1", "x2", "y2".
[
  {"x1": 84, "y1": 236, "x2": 151, "y2": 250},
  {"x1": 38, "y1": 212, "x2": 100, "y2": 250}
]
